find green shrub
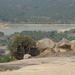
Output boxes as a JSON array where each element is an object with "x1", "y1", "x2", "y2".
[{"x1": 0, "y1": 54, "x2": 15, "y2": 63}]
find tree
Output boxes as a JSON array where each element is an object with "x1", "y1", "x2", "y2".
[{"x1": 8, "y1": 34, "x2": 36, "y2": 59}]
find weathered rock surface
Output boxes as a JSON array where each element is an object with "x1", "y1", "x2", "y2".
[
  {"x1": 36, "y1": 38, "x2": 55, "y2": 52},
  {"x1": 58, "y1": 38, "x2": 71, "y2": 48},
  {"x1": 53, "y1": 38, "x2": 72, "y2": 53}
]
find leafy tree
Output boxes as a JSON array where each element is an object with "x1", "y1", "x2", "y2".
[{"x1": 8, "y1": 34, "x2": 36, "y2": 59}]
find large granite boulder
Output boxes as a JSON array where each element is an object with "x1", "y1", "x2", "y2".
[{"x1": 36, "y1": 38, "x2": 55, "y2": 52}]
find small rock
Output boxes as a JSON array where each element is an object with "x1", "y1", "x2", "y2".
[{"x1": 24, "y1": 54, "x2": 31, "y2": 59}]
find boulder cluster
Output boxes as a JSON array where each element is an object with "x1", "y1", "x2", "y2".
[{"x1": 36, "y1": 38, "x2": 75, "y2": 57}]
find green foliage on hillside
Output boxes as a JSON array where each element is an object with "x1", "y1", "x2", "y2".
[
  {"x1": 20, "y1": 30, "x2": 75, "y2": 42},
  {"x1": 0, "y1": 0, "x2": 75, "y2": 23},
  {"x1": 20, "y1": 30, "x2": 69, "y2": 42},
  {"x1": 8, "y1": 30, "x2": 75, "y2": 42},
  {"x1": 20, "y1": 30, "x2": 68, "y2": 42}
]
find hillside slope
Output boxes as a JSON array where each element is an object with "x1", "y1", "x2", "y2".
[{"x1": 0, "y1": 0, "x2": 75, "y2": 23}]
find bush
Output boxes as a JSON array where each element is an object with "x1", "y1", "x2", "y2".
[{"x1": 0, "y1": 54, "x2": 15, "y2": 63}]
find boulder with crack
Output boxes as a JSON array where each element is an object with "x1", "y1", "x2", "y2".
[
  {"x1": 36, "y1": 38, "x2": 56, "y2": 52},
  {"x1": 53, "y1": 38, "x2": 71, "y2": 53}
]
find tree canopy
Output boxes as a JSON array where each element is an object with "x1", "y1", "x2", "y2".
[{"x1": 8, "y1": 34, "x2": 36, "y2": 59}]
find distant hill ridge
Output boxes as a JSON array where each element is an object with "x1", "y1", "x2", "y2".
[{"x1": 0, "y1": 0, "x2": 75, "y2": 24}]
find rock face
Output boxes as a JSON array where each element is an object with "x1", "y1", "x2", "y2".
[{"x1": 36, "y1": 38, "x2": 55, "y2": 52}]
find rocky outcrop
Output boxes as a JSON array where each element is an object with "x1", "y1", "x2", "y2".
[{"x1": 36, "y1": 38, "x2": 55, "y2": 52}]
